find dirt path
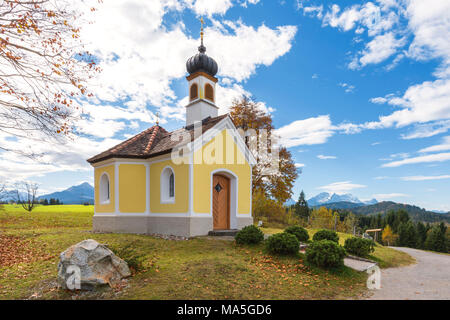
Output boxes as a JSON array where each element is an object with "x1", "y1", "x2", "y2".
[{"x1": 367, "y1": 247, "x2": 450, "y2": 300}]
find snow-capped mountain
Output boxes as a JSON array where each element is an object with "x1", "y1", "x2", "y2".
[{"x1": 307, "y1": 192, "x2": 377, "y2": 207}]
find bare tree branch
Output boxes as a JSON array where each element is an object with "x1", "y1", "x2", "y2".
[
  {"x1": 0, "y1": 0, "x2": 100, "y2": 155},
  {"x1": 15, "y1": 181, "x2": 38, "y2": 212}
]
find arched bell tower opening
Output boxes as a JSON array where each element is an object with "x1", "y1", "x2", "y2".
[
  {"x1": 190, "y1": 83, "x2": 198, "y2": 101},
  {"x1": 205, "y1": 83, "x2": 214, "y2": 102}
]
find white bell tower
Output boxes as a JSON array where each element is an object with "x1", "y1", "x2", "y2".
[{"x1": 185, "y1": 18, "x2": 219, "y2": 126}]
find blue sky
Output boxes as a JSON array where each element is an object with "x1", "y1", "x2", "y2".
[{"x1": 1, "y1": 0, "x2": 449, "y2": 211}]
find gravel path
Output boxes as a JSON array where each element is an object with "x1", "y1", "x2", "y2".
[{"x1": 367, "y1": 247, "x2": 450, "y2": 300}]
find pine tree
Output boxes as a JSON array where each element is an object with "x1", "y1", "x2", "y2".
[
  {"x1": 416, "y1": 222, "x2": 427, "y2": 249},
  {"x1": 425, "y1": 223, "x2": 448, "y2": 253},
  {"x1": 397, "y1": 221, "x2": 418, "y2": 248},
  {"x1": 294, "y1": 190, "x2": 309, "y2": 219}
]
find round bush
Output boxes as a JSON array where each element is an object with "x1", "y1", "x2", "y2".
[
  {"x1": 285, "y1": 225, "x2": 309, "y2": 242},
  {"x1": 312, "y1": 229, "x2": 339, "y2": 243},
  {"x1": 235, "y1": 225, "x2": 264, "y2": 245},
  {"x1": 306, "y1": 240, "x2": 346, "y2": 268},
  {"x1": 344, "y1": 237, "x2": 375, "y2": 257},
  {"x1": 265, "y1": 232, "x2": 299, "y2": 255}
]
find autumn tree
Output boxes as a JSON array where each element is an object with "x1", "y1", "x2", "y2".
[
  {"x1": 0, "y1": 0, "x2": 99, "y2": 153},
  {"x1": 382, "y1": 225, "x2": 397, "y2": 246},
  {"x1": 15, "y1": 181, "x2": 38, "y2": 212},
  {"x1": 229, "y1": 97, "x2": 298, "y2": 203},
  {"x1": 309, "y1": 207, "x2": 335, "y2": 230}
]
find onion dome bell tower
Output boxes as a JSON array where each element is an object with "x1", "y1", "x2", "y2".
[{"x1": 185, "y1": 18, "x2": 219, "y2": 126}]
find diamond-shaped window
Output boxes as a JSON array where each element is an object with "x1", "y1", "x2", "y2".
[{"x1": 214, "y1": 183, "x2": 222, "y2": 193}]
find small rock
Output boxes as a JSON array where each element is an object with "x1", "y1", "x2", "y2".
[{"x1": 57, "y1": 239, "x2": 131, "y2": 291}]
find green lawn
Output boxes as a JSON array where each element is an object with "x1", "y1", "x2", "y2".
[
  {"x1": 261, "y1": 227, "x2": 416, "y2": 268},
  {"x1": 0, "y1": 205, "x2": 370, "y2": 300}
]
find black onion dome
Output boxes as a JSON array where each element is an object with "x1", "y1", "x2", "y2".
[{"x1": 186, "y1": 44, "x2": 218, "y2": 77}]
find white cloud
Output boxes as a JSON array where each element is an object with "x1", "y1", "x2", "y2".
[
  {"x1": 350, "y1": 32, "x2": 405, "y2": 69},
  {"x1": 401, "y1": 175, "x2": 450, "y2": 181},
  {"x1": 304, "y1": 1, "x2": 450, "y2": 138},
  {"x1": 419, "y1": 136, "x2": 450, "y2": 153},
  {"x1": 372, "y1": 79, "x2": 450, "y2": 128},
  {"x1": 295, "y1": 163, "x2": 306, "y2": 168},
  {"x1": 401, "y1": 121, "x2": 450, "y2": 140},
  {"x1": 317, "y1": 181, "x2": 366, "y2": 193},
  {"x1": 79, "y1": 1, "x2": 297, "y2": 115},
  {"x1": 303, "y1": 5, "x2": 323, "y2": 19},
  {"x1": 373, "y1": 193, "x2": 409, "y2": 199},
  {"x1": 370, "y1": 97, "x2": 388, "y2": 104},
  {"x1": 317, "y1": 155, "x2": 337, "y2": 160},
  {"x1": 185, "y1": 0, "x2": 233, "y2": 16},
  {"x1": 338, "y1": 82, "x2": 355, "y2": 93},
  {"x1": 276, "y1": 115, "x2": 335, "y2": 148},
  {"x1": 322, "y1": 3, "x2": 398, "y2": 36},
  {"x1": 381, "y1": 152, "x2": 450, "y2": 167},
  {"x1": 207, "y1": 21, "x2": 298, "y2": 82},
  {"x1": 373, "y1": 176, "x2": 389, "y2": 180}
]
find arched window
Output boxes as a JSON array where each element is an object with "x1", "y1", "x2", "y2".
[
  {"x1": 205, "y1": 83, "x2": 214, "y2": 102},
  {"x1": 99, "y1": 173, "x2": 110, "y2": 204},
  {"x1": 190, "y1": 83, "x2": 198, "y2": 101},
  {"x1": 169, "y1": 173, "x2": 174, "y2": 198},
  {"x1": 161, "y1": 167, "x2": 175, "y2": 203}
]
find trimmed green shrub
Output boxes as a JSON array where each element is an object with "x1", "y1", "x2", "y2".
[
  {"x1": 306, "y1": 240, "x2": 346, "y2": 268},
  {"x1": 285, "y1": 225, "x2": 309, "y2": 242},
  {"x1": 344, "y1": 237, "x2": 375, "y2": 257},
  {"x1": 235, "y1": 225, "x2": 264, "y2": 245},
  {"x1": 265, "y1": 232, "x2": 299, "y2": 255},
  {"x1": 312, "y1": 229, "x2": 339, "y2": 243}
]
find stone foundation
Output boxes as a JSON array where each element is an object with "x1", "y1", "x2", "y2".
[{"x1": 92, "y1": 214, "x2": 253, "y2": 238}]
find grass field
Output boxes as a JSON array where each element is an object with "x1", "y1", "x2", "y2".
[{"x1": 0, "y1": 205, "x2": 410, "y2": 300}]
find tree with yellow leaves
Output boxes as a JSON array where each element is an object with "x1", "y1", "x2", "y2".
[{"x1": 382, "y1": 225, "x2": 398, "y2": 246}]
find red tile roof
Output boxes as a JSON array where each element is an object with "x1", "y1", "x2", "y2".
[{"x1": 87, "y1": 114, "x2": 229, "y2": 164}]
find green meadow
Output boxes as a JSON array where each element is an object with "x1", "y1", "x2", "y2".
[{"x1": 0, "y1": 205, "x2": 412, "y2": 300}]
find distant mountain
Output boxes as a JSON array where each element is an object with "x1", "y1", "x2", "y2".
[
  {"x1": 307, "y1": 192, "x2": 377, "y2": 207},
  {"x1": 38, "y1": 182, "x2": 94, "y2": 204},
  {"x1": 351, "y1": 201, "x2": 450, "y2": 223},
  {"x1": 313, "y1": 201, "x2": 366, "y2": 210},
  {"x1": 431, "y1": 210, "x2": 449, "y2": 214}
]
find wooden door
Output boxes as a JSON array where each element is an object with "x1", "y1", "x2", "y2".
[{"x1": 212, "y1": 174, "x2": 230, "y2": 230}]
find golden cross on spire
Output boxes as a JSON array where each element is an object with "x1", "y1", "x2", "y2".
[
  {"x1": 200, "y1": 17, "x2": 204, "y2": 45},
  {"x1": 155, "y1": 111, "x2": 160, "y2": 126}
]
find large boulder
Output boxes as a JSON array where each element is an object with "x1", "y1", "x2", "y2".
[{"x1": 57, "y1": 239, "x2": 131, "y2": 290}]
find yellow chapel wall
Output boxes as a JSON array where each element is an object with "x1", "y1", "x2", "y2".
[
  {"x1": 118, "y1": 164, "x2": 147, "y2": 213},
  {"x1": 150, "y1": 158, "x2": 189, "y2": 213},
  {"x1": 193, "y1": 129, "x2": 251, "y2": 215},
  {"x1": 94, "y1": 165, "x2": 115, "y2": 213}
]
